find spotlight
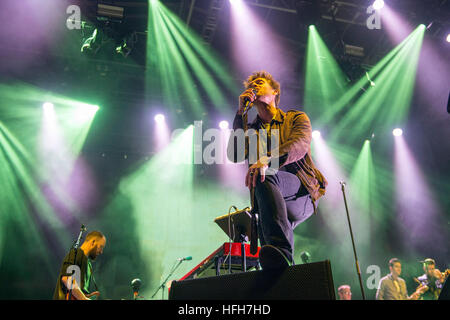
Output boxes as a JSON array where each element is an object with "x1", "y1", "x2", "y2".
[
  {"x1": 43, "y1": 102, "x2": 54, "y2": 111},
  {"x1": 312, "y1": 130, "x2": 321, "y2": 139},
  {"x1": 77, "y1": 104, "x2": 99, "y2": 113},
  {"x1": 116, "y1": 32, "x2": 138, "y2": 58},
  {"x1": 219, "y1": 120, "x2": 229, "y2": 130},
  {"x1": 154, "y1": 114, "x2": 165, "y2": 123},
  {"x1": 393, "y1": 128, "x2": 403, "y2": 136},
  {"x1": 365, "y1": 132, "x2": 375, "y2": 143},
  {"x1": 373, "y1": 0, "x2": 384, "y2": 10},
  {"x1": 71, "y1": 103, "x2": 99, "y2": 124},
  {"x1": 78, "y1": 104, "x2": 99, "y2": 116},
  {"x1": 365, "y1": 72, "x2": 376, "y2": 87},
  {"x1": 446, "y1": 34, "x2": 450, "y2": 43},
  {"x1": 81, "y1": 28, "x2": 103, "y2": 55},
  {"x1": 229, "y1": 0, "x2": 243, "y2": 5}
]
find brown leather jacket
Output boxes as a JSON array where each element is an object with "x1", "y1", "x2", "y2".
[{"x1": 227, "y1": 108, "x2": 327, "y2": 212}]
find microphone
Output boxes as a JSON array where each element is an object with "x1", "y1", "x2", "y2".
[
  {"x1": 177, "y1": 256, "x2": 192, "y2": 261},
  {"x1": 131, "y1": 278, "x2": 142, "y2": 299},
  {"x1": 242, "y1": 89, "x2": 257, "y2": 115}
]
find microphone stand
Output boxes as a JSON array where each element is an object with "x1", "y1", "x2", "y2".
[
  {"x1": 151, "y1": 259, "x2": 184, "y2": 300},
  {"x1": 241, "y1": 103, "x2": 259, "y2": 256},
  {"x1": 67, "y1": 224, "x2": 87, "y2": 300},
  {"x1": 340, "y1": 182, "x2": 366, "y2": 300}
]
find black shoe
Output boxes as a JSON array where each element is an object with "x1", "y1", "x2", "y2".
[{"x1": 259, "y1": 245, "x2": 291, "y2": 270}]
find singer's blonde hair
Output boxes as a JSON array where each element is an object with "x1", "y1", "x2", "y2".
[{"x1": 243, "y1": 71, "x2": 281, "y2": 106}]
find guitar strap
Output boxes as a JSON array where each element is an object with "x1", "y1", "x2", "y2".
[{"x1": 88, "y1": 262, "x2": 99, "y2": 299}]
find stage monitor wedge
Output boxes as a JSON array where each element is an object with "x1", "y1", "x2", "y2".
[{"x1": 169, "y1": 260, "x2": 335, "y2": 300}]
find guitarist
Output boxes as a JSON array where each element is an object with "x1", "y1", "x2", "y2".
[
  {"x1": 53, "y1": 231, "x2": 106, "y2": 300},
  {"x1": 416, "y1": 258, "x2": 448, "y2": 300}
]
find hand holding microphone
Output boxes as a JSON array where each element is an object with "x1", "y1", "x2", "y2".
[{"x1": 238, "y1": 88, "x2": 257, "y2": 115}]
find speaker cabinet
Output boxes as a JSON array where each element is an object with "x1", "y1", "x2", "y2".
[{"x1": 169, "y1": 260, "x2": 335, "y2": 300}]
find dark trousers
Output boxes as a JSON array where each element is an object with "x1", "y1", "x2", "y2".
[{"x1": 254, "y1": 169, "x2": 315, "y2": 263}]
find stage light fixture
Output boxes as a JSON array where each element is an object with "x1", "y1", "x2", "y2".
[
  {"x1": 116, "y1": 32, "x2": 138, "y2": 58},
  {"x1": 219, "y1": 120, "x2": 229, "y2": 129},
  {"x1": 154, "y1": 114, "x2": 165, "y2": 123},
  {"x1": 373, "y1": 0, "x2": 384, "y2": 10},
  {"x1": 78, "y1": 104, "x2": 99, "y2": 115},
  {"x1": 446, "y1": 34, "x2": 450, "y2": 43},
  {"x1": 97, "y1": 3, "x2": 124, "y2": 22},
  {"x1": 312, "y1": 130, "x2": 321, "y2": 139},
  {"x1": 43, "y1": 102, "x2": 54, "y2": 111},
  {"x1": 393, "y1": 128, "x2": 403, "y2": 136},
  {"x1": 81, "y1": 28, "x2": 103, "y2": 55},
  {"x1": 344, "y1": 44, "x2": 365, "y2": 58}
]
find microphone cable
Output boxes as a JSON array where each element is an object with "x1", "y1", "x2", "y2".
[{"x1": 222, "y1": 205, "x2": 238, "y2": 273}]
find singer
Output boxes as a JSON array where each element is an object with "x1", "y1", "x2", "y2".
[
  {"x1": 53, "y1": 231, "x2": 106, "y2": 300},
  {"x1": 227, "y1": 71, "x2": 327, "y2": 269}
]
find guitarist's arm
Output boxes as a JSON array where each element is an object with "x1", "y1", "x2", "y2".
[
  {"x1": 413, "y1": 284, "x2": 428, "y2": 299},
  {"x1": 61, "y1": 276, "x2": 90, "y2": 300}
]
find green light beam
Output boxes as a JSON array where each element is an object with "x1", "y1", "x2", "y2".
[{"x1": 330, "y1": 26, "x2": 425, "y2": 143}]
